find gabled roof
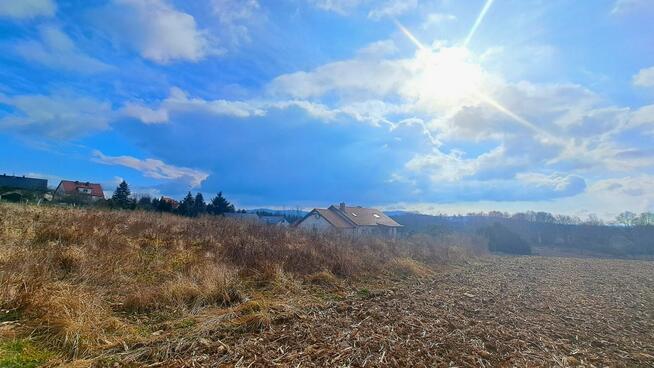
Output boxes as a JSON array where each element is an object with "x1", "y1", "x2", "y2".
[
  {"x1": 310, "y1": 208, "x2": 355, "y2": 229},
  {"x1": 329, "y1": 205, "x2": 402, "y2": 227},
  {"x1": 299, "y1": 204, "x2": 402, "y2": 229},
  {"x1": 56, "y1": 180, "x2": 104, "y2": 198}
]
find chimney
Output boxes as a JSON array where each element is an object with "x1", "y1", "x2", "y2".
[{"x1": 339, "y1": 202, "x2": 346, "y2": 211}]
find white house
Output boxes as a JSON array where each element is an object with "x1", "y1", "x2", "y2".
[{"x1": 296, "y1": 203, "x2": 402, "y2": 237}]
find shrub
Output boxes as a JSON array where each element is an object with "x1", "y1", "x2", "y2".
[{"x1": 480, "y1": 223, "x2": 532, "y2": 255}]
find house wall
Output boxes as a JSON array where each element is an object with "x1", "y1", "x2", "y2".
[
  {"x1": 353, "y1": 226, "x2": 398, "y2": 238},
  {"x1": 297, "y1": 212, "x2": 334, "y2": 231},
  {"x1": 54, "y1": 185, "x2": 66, "y2": 197}
]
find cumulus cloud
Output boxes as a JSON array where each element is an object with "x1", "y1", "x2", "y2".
[
  {"x1": 93, "y1": 150, "x2": 209, "y2": 188},
  {"x1": 14, "y1": 25, "x2": 111, "y2": 73},
  {"x1": 265, "y1": 39, "x2": 654, "y2": 204},
  {"x1": 122, "y1": 86, "x2": 416, "y2": 128},
  {"x1": 91, "y1": 0, "x2": 218, "y2": 63},
  {"x1": 0, "y1": 92, "x2": 113, "y2": 139},
  {"x1": 269, "y1": 57, "x2": 411, "y2": 99},
  {"x1": 0, "y1": 0, "x2": 55, "y2": 19},
  {"x1": 633, "y1": 66, "x2": 654, "y2": 87},
  {"x1": 122, "y1": 87, "x2": 266, "y2": 123}
]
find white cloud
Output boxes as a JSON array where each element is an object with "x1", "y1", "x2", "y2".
[
  {"x1": 385, "y1": 174, "x2": 654, "y2": 220},
  {"x1": 91, "y1": 0, "x2": 218, "y2": 64},
  {"x1": 357, "y1": 40, "x2": 398, "y2": 58},
  {"x1": 309, "y1": 0, "x2": 364, "y2": 15},
  {"x1": 269, "y1": 57, "x2": 411, "y2": 99},
  {"x1": 611, "y1": 0, "x2": 654, "y2": 14},
  {"x1": 93, "y1": 150, "x2": 209, "y2": 188},
  {"x1": 629, "y1": 104, "x2": 654, "y2": 129},
  {"x1": 121, "y1": 103, "x2": 169, "y2": 124},
  {"x1": 267, "y1": 100, "x2": 340, "y2": 121},
  {"x1": 210, "y1": 0, "x2": 261, "y2": 45},
  {"x1": 368, "y1": 0, "x2": 417, "y2": 19},
  {"x1": 0, "y1": 0, "x2": 55, "y2": 19},
  {"x1": 14, "y1": 25, "x2": 111, "y2": 73},
  {"x1": 633, "y1": 66, "x2": 654, "y2": 87},
  {"x1": 122, "y1": 87, "x2": 266, "y2": 123},
  {"x1": 515, "y1": 172, "x2": 586, "y2": 194},
  {"x1": 265, "y1": 39, "x2": 654, "y2": 203},
  {"x1": 403, "y1": 145, "x2": 533, "y2": 183},
  {"x1": 421, "y1": 13, "x2": 457, "y2": 28},
  {"x1": 0, "y1": 92, "x2": 113, "y2": 139}
]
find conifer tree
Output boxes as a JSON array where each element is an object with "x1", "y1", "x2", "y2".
[
  {"x1": 207, "y1": 192, "x2": 235, "y2": 215},
  {"x1": 111, "y1": 180, "x2": 133, "y2": 209},
  {"x1": 178, "y1": 192, "x2": 195, "y2": 217},
  {"x1": 194, "y1": 192, "x2": 206, "y2": 215}
]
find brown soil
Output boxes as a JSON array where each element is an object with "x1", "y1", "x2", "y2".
[{"x1": 167, "y1": 256, "x2": 654, "y2": 367}]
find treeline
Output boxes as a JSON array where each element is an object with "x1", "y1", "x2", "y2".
[
  {"x1": 107, "y1": 180, "x2": 238, "y2": 217},
  {"x1": 394, "y1": 212, "x2": 654, "y2": 257},
  {"x1": 463, "y1": 210, "x2": 654, "y2": 227}
]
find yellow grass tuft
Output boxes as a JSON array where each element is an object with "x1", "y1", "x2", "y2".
[
  {"x1": 386, "y1": 257, "x2": 433, "y2": 278},
  {"x1": 304, "y1": 270, "x2": 339, "y2": 287},
  {"x1": 24, "y1": 282, "x2": 124, "y2": 358}
]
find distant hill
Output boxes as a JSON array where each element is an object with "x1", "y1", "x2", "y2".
[
  {"x1": 246, "y1": 208, "x2": 308, "y2": 217},
  {"x1": 383, "y1": 210, "x2": 422, "y2": 217}
]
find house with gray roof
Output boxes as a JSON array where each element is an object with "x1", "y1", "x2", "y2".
[
  {"x1": 296, "y1": 203, "x2": 401, "y2": 237},
  {"x1": 259, "y1": 215, "x2": 290, "y2": 227}
]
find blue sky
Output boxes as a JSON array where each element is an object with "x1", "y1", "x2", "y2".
[{"x1": 1, "y1": 0, "x2": 653, "y2": 218}]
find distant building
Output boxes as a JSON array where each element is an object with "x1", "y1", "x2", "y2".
[
  {"x1": 160, "y1": 196, "x2": 180, "y2": 209},
  {"x1": 259, "y1": 215, "x2": 290, "y2": 227},
  {"x1": 0, "y1": 174, "x2": 47, "y2": 191},
  {"x1": 224, "y1": 212, "x2": 260, "y2": 222},
  {"x1": 54, "y1": 180, "x2": 105, "y2": 202},
  {"x1": 296, "y1": 203, "x2": 402, "y2": 237}
]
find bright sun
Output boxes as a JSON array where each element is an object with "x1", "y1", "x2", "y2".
[{"x1": 402, "y1": 46, "x2": 485, "y2": 114}]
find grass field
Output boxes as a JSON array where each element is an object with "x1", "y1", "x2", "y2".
[{"x1": 1, "y1": 204, "x2": 652, "y2": 367}]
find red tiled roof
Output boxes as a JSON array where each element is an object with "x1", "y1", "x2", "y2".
[
  {"x1": 160, "y1": 196, "x2": 179, "y2": 208},
  {"x1": 57, "y1": 180, "x2": 104, "y2": 198}
]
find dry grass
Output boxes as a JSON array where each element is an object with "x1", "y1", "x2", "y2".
[
  {"x1": 0, "y1": 203, "x2": 482, "y2": 365},
  {"x1": 386, "y1": 257, "x2": 434, "y2": 277}
]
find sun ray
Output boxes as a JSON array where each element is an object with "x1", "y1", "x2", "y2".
[
  {"x1": 394, "y1": 19, "x2": 427, "y2": 50},
  {"x1": 393, "y1": 20, "x2": 558, "y2": 142},
  {"x1": 464, "y1": 0, "x2": 495, "y2": 47},
  {"x1": 473, "y1": 92, "x2": 541, "y2": 134}
]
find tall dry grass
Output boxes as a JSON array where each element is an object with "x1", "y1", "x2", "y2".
[{"x1": 0, "y1": 203, "x2": 485, "y2": 362}]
